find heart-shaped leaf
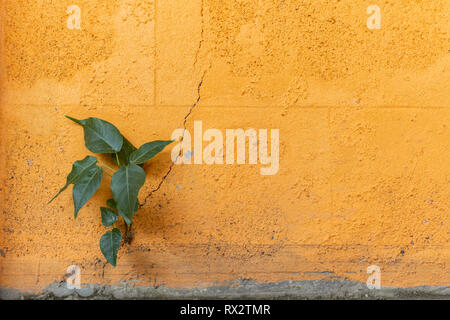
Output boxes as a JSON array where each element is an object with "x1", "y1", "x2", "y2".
[
  {"x1": 49, "y1": 156, "x2": 98, "y2": 203},
  {"x1": 110, "y1": 164, "x2": 146, "y2": 225},
  {"x1": 129, "y1": 140, "x2": 174, "y2": 165},
  {"x1": 100, "y1": 228, "x2": 122, "y2": 267},
  {"x1": 73, "y1": 166, "x2": 103, "y2": 218},
  {"x1": 113, "y1": 136, "x2": 137, "y2": 166},
  {"x1": 66, "y1": 116, "x2": 123, "y2": 154},
  {"x1": 101, "y1": 207, "x2": 118, "y2": 227}
]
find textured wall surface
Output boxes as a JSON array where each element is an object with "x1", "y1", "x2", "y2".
[{"x1": 0, "y1": 0, "x2": 449, "y2": 294}]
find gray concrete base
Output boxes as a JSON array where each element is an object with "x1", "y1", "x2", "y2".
[{"x1": 1, "y1": 279, "x2": 449, "y2": 300}]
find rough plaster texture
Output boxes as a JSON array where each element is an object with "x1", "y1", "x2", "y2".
[{"x1": 0, "y1": 0, "x2": 449, "y2": 297}]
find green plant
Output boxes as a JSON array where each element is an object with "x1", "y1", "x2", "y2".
[{"x1": 49, "y1": 116, "x2": 173, "y2": 266}]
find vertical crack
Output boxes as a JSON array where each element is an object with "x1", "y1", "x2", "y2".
[
  {"x1": 140, "y1": 69, "x2": 207, "y2": 208},
  {"x1": 193, "y1": 0, "x2": 205, "y2": 68},
  {"x1": 140, "y1": 0, "x2": 208, "y2": 208}
]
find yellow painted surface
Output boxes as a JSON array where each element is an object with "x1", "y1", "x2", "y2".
[{"x1": 0, "y1": 0, "x2": 449, "y2": 291}]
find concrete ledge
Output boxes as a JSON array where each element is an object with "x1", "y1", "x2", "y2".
[{"x1": 1, "y1": 279, "x2": 449, "y2": 300}]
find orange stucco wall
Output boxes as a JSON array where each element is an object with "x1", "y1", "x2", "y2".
[{"x1": 0, "y1": 0, "x2": 449, "y2": 292}]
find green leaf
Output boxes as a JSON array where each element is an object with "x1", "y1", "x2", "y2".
[
  {"x1": 49, "y1": 156, "x2": 97, "y2": 204},
  {"x1": 100, "y1": 228, "x2": 122, "y2": 267},
  {"x1": 113, "y1": 137, "x2": 137, "y2": 166},
  {"x1": 73, "y1": 166, "x2": 103, "y2": 218},
  {"x1": 106, "y1": 198, "x2": 138, "y2": 214},
  {"x1": 110, "y1": 164, "x2": 146, "y2": 225},
  {"x1": 106, "y1": 198, "x2": 117, "y2": 210},
  {"x1": 101, "y1": 207, "x2": 118, "y2": 227},
  {"x1": 66, "y1": 116, "x2": 123, "y2": 154},
  {"x1": 129, "y1": 140, "x2": 174, "y2": 165}
]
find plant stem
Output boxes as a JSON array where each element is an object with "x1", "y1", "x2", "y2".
[
  {"x1": 98, "y1": 161, "x2": 116, "y2": 174},
  {"x1": 115, "y1": 153, "x2": 121, "y2": 167},
  {"x1": 124, "y1": 223, "x2": 134, "y2": 244}
]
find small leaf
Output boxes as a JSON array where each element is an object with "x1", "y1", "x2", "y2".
[
  {"x1": 106, "y1": 198, "x2": 117, "y2": 210},
  {"x1": 113, "y1": 137, "x2": 137, "y2": 166},
  {"x1": 73, "y1": 166, "x2": 103, "y2": 218},
  {"x1": 49, "y1": 156, "x2": 97, "y2": 204},
  {"x1": 100, "y1": 228, "x2": 122, "y2": 267},
  {"x1": 129, "y1": 140, "x2": 174, "y2": 165},
  {"x1": 110, "y1": 164, "x2": 146, "y2": 225},
  {"x1": 66, "y1": 116, "x2": 123, "y2": 154},
  {"x1": 101, "y1": 207, "x2": 118, "y2": 227}
]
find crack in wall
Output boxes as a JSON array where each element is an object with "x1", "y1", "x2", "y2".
[
  {"x1": 193, "y1": 0, "x2": 204, "y2": 68},
  {"x1": 140, "y1": 70, "x2": 207, "y2": 208},
  {"x1": 140, "y1": 0, "x2": 208, "y2": 208}
]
